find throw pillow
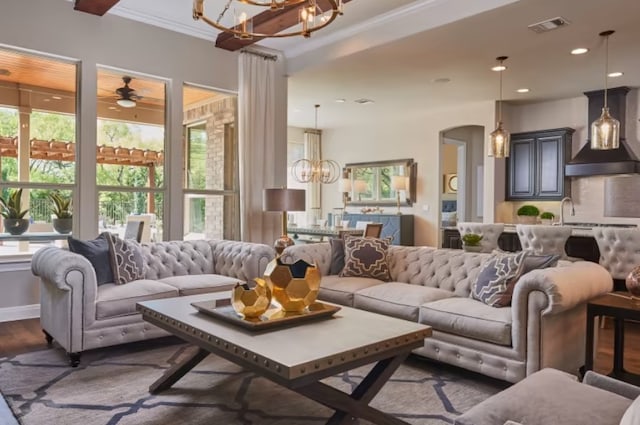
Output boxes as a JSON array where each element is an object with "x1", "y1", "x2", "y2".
[
  {"x1": 521, "y1": 254, "x2": 560, "y2": 275},
  {"x1": 620, "y1": 394, "x2": 640, "y2": 425},
  {"x1": 471, "y1": 251, "x2": 528, "y2": 307},
  {"x1": 67, "y1": 233, "x2": 114, "y2": 285},
  {"x1": 329, "y1": 238, "x2": 346, "y2": 275},
  {"x1": 339, "y1": 236, "x2": 391, "y2": 281},
  {"x1": 105, "y1": 233, "x2": 145, "y2": 285}
]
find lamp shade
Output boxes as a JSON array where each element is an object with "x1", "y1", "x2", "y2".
[
  {"x1": 391, "y1": 175, "x2": 407, "y2": 191},
  {"x1": 338, "y1": 178, "x2": 352, "y2": 193},
  {"x1": 604, "y1": 175, "x2": 640, "y2": 217},
  {"x1": 353, "y1": 180, "x2": 368, "y2": 193},
  {"x1": 263, "y1": 188, "x2": 306, "y2": 212}
]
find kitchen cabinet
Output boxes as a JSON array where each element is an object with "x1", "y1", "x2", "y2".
[
  {"x1": 506, "y1": 128, "x2": 574, "y2": 200},
  {"x1": 344, "y1": 214, "x2": 414, "y2": 246}
]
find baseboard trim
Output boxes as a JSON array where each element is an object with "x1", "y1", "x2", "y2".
[{"x1": 0, "y1": 304, "x2": 40, "y2": 323}]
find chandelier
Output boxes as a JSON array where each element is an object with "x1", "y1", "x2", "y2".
[
  {"x1": 591, "y1": 30, "x2": 620, "y2": 150},
  {"x1": 193, "y1": 0, "x2": 344, "y2": 40},
  {"x1": 291, "y1": 105, "x2": 340, "y2": 184},
  {"x1": 488, "y1": 56, "x2": 510, "y2": 158}
]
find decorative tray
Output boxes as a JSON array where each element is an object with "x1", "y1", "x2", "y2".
[{"x1": 191, "y1": 299, "x2": 341, "y2": 331}]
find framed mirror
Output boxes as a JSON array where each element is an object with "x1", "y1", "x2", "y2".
[{"x1": 343, "y1": 159, "x2": 417, "y2": 206}]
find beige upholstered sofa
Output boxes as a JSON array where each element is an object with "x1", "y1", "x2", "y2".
[
  {"x1": 32, "y1": 239, "x2": 275, "y2": 366},
  {"x1": 281, "y1": 243, "x2": 613, "y2": 383}
]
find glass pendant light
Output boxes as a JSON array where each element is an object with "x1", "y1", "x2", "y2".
[
  {"x1": 591, "y1": 30, "x2": 620, "y2": 150},
  {"x1": 489, "y1": 56, "x2": 510, "y2": 158}
]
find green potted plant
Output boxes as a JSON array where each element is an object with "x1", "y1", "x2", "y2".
[
  {"x1": 0, "y1": 188, "x2": 30, "y2": 235},
  {"x1": 50, "y1": 192, "x2": 72, "y2": 234},
  {"x1": 540, "y1": 211, "x2": 555, "y2": 225},
  {"x1": 461, "y1": 233, "x2": 483, "y2": 253},
  {"x1": 516, "y1": 205, "x2": 540, "y2": 224}
]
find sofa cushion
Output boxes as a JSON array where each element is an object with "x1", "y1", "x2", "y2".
[
  {"x1": 419, "y1": 297, "x2": 512, "y2": 346},
  {"x1": 318, "y1": 275, "x2": 385, "y2": 306},
  {"x1": 340, "y1": 236, "x2": 391, "y2": 281},
  {"x1": 96, "y1": 280, "x2": 178, "y2": 319},
  {"x1": 354, "y1": 282, "x2": 454, "y2": 321},
  {"x1": 471, "y1": 251, "x2": 527, "y2": 307},
  {"x1": 159, "y1": 274, "x2": 239, "y2": 296},
  {"x1": 455, "y1": 368, "x2": 632, "y2": 425},
  {"x1": 67, "y1": 233, "x2": 114, "y2": 285},
  {"x1": 106, "y1": 233, "x2": 145, "y2": 285}
]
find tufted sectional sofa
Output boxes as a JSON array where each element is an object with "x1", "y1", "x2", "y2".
[
  {"x1": 281, "y1": 243, "x2": 613, "y2": 383},
  {"x1": 32, "y1": 239, "x2": 274, "y2": 365}
]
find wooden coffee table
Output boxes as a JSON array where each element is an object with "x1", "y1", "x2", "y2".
[{"x1": 137, "y1": 293, "x2": 431, "y2": 425}]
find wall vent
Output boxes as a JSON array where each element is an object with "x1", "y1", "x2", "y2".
[{"x1": 528, "y1": 16, "x2": 570, "y2": 33}]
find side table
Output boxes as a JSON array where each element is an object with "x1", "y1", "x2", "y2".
[{"x1": 585, "y1": 292, "x2": 640, "y2": 385}]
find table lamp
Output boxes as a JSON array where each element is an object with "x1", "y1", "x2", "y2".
[
  {"x1": 391, "y1": 175, "x2": 407, "y2": 215},
  {"x1": 353, "y1": 180, "x2": 368, "y2": 202},
  {"x1": 263, "y1": 188, "x2": 306, "y2": 255},
  {"x1": 338, "y1": 177, "x2": 352, "y2": 213}
]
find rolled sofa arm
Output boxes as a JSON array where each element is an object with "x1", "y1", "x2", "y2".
[
  {"x1": 513, "y1": 261, "x2": 613, "y2": 316},
  {"x1": 31, "y1": 246, "x2": 99, "y2": 292}
]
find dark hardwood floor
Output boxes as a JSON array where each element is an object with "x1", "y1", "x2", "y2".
[{"x1": 1, "y1": 318, "x2": 639, "y2": 376}]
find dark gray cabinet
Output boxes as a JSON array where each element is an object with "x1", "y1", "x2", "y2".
[
  {"x1": 506, "y1": 128, "x2": 574, "y2": 200},
  {"x1": 344, "y1": 214, "x2": 414, "y2": 246}
]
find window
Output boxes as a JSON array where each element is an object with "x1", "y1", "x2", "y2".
[
  {"x1": 96, "y1": 68, "x2": 166, "y2": 242},
  {"x1": 183, "y1": 84, "x2": 239, "y2": 240},
  {"x1": 0, "y1": 47, "x2": 77, "y2": 256}
]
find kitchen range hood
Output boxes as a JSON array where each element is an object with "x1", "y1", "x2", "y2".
[{"x1": 565, "y1": 86, "x2": 640, "y2": 177}]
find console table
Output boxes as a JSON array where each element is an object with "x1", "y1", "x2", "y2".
[{"x1": 343, "y1": 214, "x2": 414, "y2": 245}]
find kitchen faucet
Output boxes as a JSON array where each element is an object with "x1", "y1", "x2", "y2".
[{"x1": 559, "y1": 197, "x2": 575, "y2": 226}]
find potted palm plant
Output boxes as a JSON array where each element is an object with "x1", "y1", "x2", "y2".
[
  {"x1": 0, "y1": 188, "x2": 30, "y2": 235},
  {"x1": 461, "y1": 233, "x2": 483, "y2": 253},
  {"x1": 50, "y1": 192, "x2": 73, "y2": 234},
  {"x1": 516, "y1": 205, "x2": 540, "y2": 224}
]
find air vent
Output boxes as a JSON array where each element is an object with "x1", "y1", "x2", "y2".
[{"x1": 528, "y1": 16, "x2": 570, "y2": 33}]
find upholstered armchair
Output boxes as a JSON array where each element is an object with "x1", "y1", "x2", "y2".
[{"x1": 457, "y1": 222, "x2": 504, "y2": 253}]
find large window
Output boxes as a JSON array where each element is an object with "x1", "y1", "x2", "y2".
[
  {"x1": 0, "y1": 47, "x2": 77, "y2": 256},
  {"x1": 96, "y1": 69, "x2": 166, "y2": 242},
  {"x1": 183, "y1": 85, "x2": 239, "y2": 240}
]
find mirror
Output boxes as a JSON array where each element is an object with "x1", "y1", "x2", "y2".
[{"x1": 343, "y1": 159, "x2": 417, "y2": 206}]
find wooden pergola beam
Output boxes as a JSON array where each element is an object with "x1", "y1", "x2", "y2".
[{"x1": 74, "y1": 0, "x2": 120, "y2": 17}]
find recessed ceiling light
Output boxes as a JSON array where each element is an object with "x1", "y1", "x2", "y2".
[
  {"x1": 571, "y1": 47, "x2": 589, "y2": 55},
  {"x1": 51, "y1": 96, "x2": 62, "y2": 100},
  {"x1": 354, "y1": 98, "x2": 374, "y2": 105},
  {"x1": 43, "y1": 98, "x2": 51, "y2": 102},
  {"x1": 431, "y1": 77, "x2": 451, "y2": 84},
  {"x1": 608, "y1": 71, "x2": 624, "y2": 78},
  {"x1": 335, "y1": 98, "x2": 346, "y2": 103},
  {"x1": 516, "y1": 88, "x2": 530, "y2": 93},
  {"x1": 491, "y1": 65, "x2": 507, "y2": 72}
]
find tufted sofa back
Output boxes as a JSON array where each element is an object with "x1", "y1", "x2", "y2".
[
  {"x1": 142, "y1": 240, "x2": 214, "y2": 279},
  {"x1": 516, "y1": 225, "x2": 571, "y2": 258},
  {"x1": 208, "y1": 239, "x2": 275, "y2": 282},
  {"x1": 593, "y1": 227, "x2": 640, "y2": 279},
  {"x1": 282, "y1": 243, "x2": 488, "y2": 297},
  {"x1": 388, "y1": 246, "x2": 486, "y2": 296}
]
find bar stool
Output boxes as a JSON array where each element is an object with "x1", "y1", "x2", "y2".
[
  {"x1": 516, "y1": 224, "x2": 572, "y2": 259},
  {"x1": 593, "y1": 227, "x2": 640, "y2": 290},
  {"x1": 457, "y1": 222, "x2": 504, "y2": 253}
]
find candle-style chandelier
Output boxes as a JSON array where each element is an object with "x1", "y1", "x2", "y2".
[{"x1": 193, "y1": 0, "x2": 344, "y2": 40}]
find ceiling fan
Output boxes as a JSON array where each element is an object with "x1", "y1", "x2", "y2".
[{"x1": 114, "y1": 76, "x2": 140, "y2": 108}]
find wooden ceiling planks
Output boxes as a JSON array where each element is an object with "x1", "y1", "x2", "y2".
[
  {"x1": 215, "y1": 0, "x2": 351, "y2": 51},
  {"x1": 0, "y1": 137, "x2": 164, "y2": 167},
  {"x1": 73, "y1": 0, "x2": 121, "y2": 16}
]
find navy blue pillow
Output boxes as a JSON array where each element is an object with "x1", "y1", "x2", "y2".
[
  {"x1": 68, "y1": 233, "x2": 114, "y2": 285},
  {"x1": 329, "y1": 238, "x2": 345, "y2": 275}
]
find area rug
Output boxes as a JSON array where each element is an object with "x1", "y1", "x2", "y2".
[{"x1": 0, "y1": 338, "x2": 507, "y2": 425}]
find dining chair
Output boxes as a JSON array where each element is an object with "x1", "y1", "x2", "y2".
[
  {"x1": 123, "y1": 220, "x2": 144, "y2": 243},
  {"x1": 363, "y1": 223, "x2": 383, "y2": 238}
]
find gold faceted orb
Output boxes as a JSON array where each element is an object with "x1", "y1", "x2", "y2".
[
  {"x1": 263, "y1": 258, "x2": 320, "y2": 313},
  {"x1": 231, "y1": 279, "x2": 272, "y2": 318}
]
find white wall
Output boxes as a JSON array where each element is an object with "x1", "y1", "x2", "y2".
[
  {"x1": 500, "y1": 90, "x2": 640, "y2": 226},
  {"x1": 321, "y1": 101, "x2": 499, "y2": 247}
]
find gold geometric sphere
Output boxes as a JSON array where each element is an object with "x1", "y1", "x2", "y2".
[
  {"x1": 263, "y1": 258, "x2": 320, "y2": 313},
  {"x1": 231, "y1": 280, "x2": 272, "y2": 318}
]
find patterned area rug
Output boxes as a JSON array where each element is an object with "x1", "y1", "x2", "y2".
[{"x1": 0, "y1": 338, "x2": 507, "y2": 425}]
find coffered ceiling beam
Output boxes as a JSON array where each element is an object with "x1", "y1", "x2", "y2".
[
  {"x1": 74, "y1": 0, "x2": 120, "y2": 17},
  {"x1": 215, "y1": 0, "x2": 351, "y2": 51}
]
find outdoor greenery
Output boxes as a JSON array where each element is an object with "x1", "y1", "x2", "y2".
[
  {"x1": 0, "y1": 107, "x2": 170, "y2": 224},
  {"x1": 0, "y1": 188, "x2": 29, "y2": 219},
  {"x1": 517, "y1": 205, "x2": 540, "y2": 217},
  {"x1": 461, "y1": 233, "x2": 483, "y2": 246}
]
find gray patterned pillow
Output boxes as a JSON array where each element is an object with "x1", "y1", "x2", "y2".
[
  {"x1": 339, "y1": 236, "x2": 391, "y2": 281},
  {"x1": 471, "y1": 251, "x2": 527, "y2": 307},
  {"x1": 106, "y1": 233, "x2": 145, "y2": 285}
]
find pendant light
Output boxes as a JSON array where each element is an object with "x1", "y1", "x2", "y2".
[
  {"x1": 488, "y1": 56, "x2": 510, "y2": 158},
  {"x1": 591, "y1": 30, "x2": 620, "y2": 150}
]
